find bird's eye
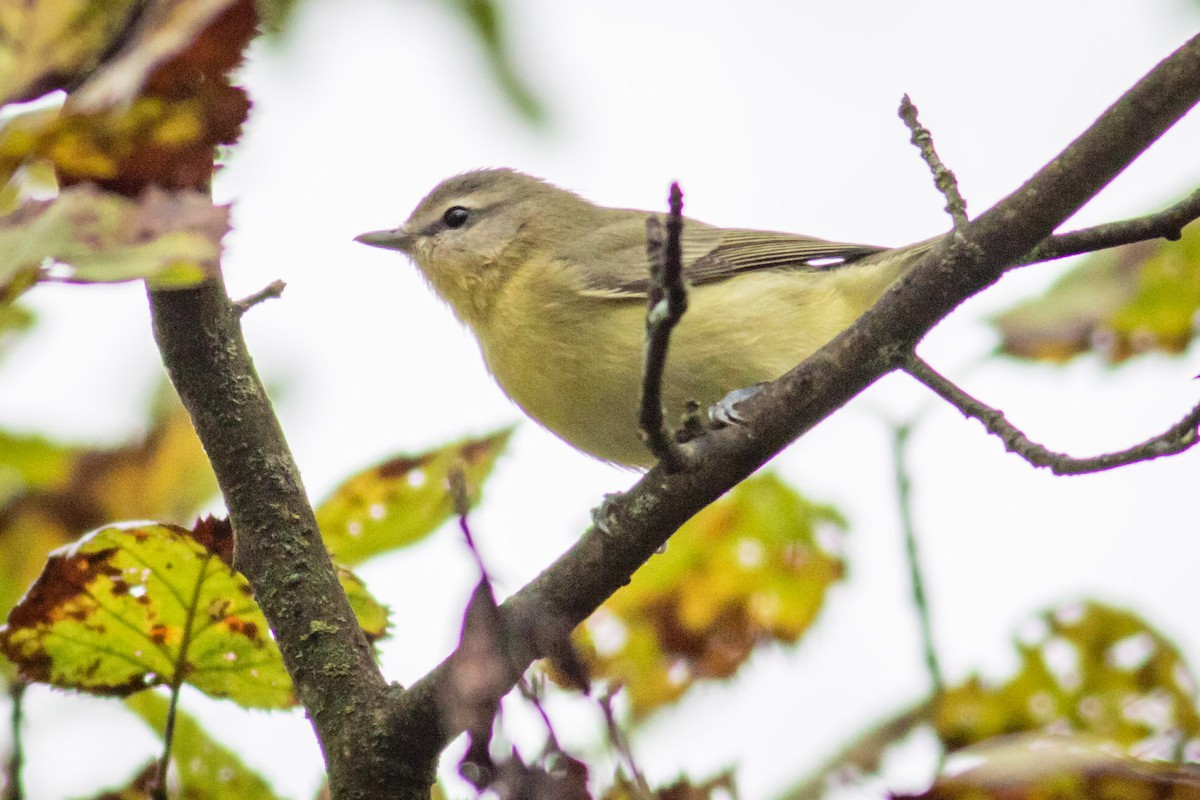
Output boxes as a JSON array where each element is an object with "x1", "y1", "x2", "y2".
[{"x1": 442, "y1": 206, "x2": 470, "y2": 229}]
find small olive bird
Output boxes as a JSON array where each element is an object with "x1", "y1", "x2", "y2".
[{"x1": 356, "y1": 169, "x2": 935, "y2": 468}]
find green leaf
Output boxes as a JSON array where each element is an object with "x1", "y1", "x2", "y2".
[
  {"x1": 124, "y1": 690, "x2": 283, "y2": 800},
  {"x1": 574, "y1": 472, "x2": 847, "y2": 718},
  {"x1": 0, "y1": 184, "x2": 226, "y2": 292},
  {"x1": 339, "y1": 565, "x2": 390, "y2": 643},
  {"x1": 316, "y1": 429, "x2": 512, "y2": 565},
  {"x1": 994, "y1": 221, "x2": 1200, "y2": 363},
  {"x1": 0, "y1": 520, "x2": 296, "y2": 708},
  {"x1": 935, "y1": 600, "x2": 1200, "y2": 753}
]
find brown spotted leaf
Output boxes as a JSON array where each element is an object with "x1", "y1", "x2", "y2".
[
  {"x1": 935, "y1": 600, "x2": 1200, "y2": 754},
  {"x1": 0, "y1": 184, "x2": 226, "y2": 293},
  {"x1": 574, "y1": 472, "x2": 846, "y2": 718},
  {"x1": 316, "y1": 429, "x2": 512, "y2": 565},
  {"x1": 0, "y1": 521, "x2": 296, "y2": 707},
  {"x1": 995, "y1": 223, "x2": 1200, "y2": 363}
]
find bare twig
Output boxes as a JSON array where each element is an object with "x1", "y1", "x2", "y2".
[
  {"x1": 233, "y1": 278, "x2": 286, "y2": 316},
  {"x1": 640, "y1": 183, "x2": 690, "y2": 472},
  {"x1": 892, "y1": 424, "x2": 944, "y2": 695},
  {"x1": 1017, "y1": 189, "x2": 1200, "y2": 266},
  {"x1": 516, "y1": 676, "x2": 564, "y2": 756},
  {"x1": 904, "y1": 354, "x2": 1200, "y2": 474},
  {"x1": 600, "y1": 688, "x2": 651, "y2": 800},
  {"x1": 900, "y1": 94, "x2": 968, "y2": 229}
]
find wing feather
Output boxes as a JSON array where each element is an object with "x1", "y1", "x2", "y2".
[{"x1": 570, "y1": 213, "x2": 891, "y2": 299}]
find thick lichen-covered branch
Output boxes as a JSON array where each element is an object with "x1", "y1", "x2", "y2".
[{"x1": 147, "y1": 279, "x2": 425, "y2": 800}]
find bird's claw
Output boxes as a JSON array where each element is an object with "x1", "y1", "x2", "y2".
[{"x1": 707, "y1": 384, "x2": 766, "y2": 427}]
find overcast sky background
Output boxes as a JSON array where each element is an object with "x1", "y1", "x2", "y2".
[{"x1": 3, "y1": 1, "x2": 1200, "y2": 798}]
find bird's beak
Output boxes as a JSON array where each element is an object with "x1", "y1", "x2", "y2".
[{"x1": 354, "y1": 227, "x2": 415, "y2": 253}]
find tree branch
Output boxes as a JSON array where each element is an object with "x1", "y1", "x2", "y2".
[
  {"x1": 900, "y1": 94, "x2": 968, "y2": 228},
  {"x1": 147, "y1": 278, "x2": 424, "y2": 800},
  {"x1": 389, "y1": 31, "x2": 1200, "y2": 765},
  {"x1": 1016, "y1": 188, "x2": 1200, "y2": 266},
  {"x1": 904, "y1": 354, "x2": 1200, "y2": 474}
]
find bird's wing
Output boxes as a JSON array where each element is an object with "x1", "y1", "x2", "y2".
[{"x1": 572, "y1": 214, "x2": 891, "y2": 299}]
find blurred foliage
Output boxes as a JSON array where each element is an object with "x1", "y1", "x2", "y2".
[
  {"x1": 124, "y1": 690, "x2": 284, "y2": 800},
  {"x1": 995, "y1": 220, "x2": 1200, "y2": 362},
  {"x1": 0, "y1": 300, "x2": 32, "y2": 355},
  {"x1": 935, "y1": 600, "x2": 1200, "y2": 754},
  {"x1": 0, "y1": 0, "x2": 144, "y2": 105},
  {"x1": 254, "y1": 0, "x2": 545, "y2": 122},
  {"x1": 0, "y1": 0, "x2": 255, "y2": 309},
  {"x1": 0, "y1": 185, "x2": 226, "y2": 299},
  {"x1": 316, "y1": 428, "x2": 512, "y2": 565},
  {"x1": 0, "y1": 519, "x2": 297, "y2": 707},
  {"x1": 0, "y1": 386, "x2": 218, "y2": 625},
  {"x1": 572, "y1": 473, "x2": 846, "y2": 718},
  {"x1": 899, "y1": 734, "x2": 1200, "y2": 800},
  {"x1": 449, "y1": 0, "x2": 545, "y2": 123},
  {"x1": 601, "y1": 772, "x2": 737, "y2": 800}
]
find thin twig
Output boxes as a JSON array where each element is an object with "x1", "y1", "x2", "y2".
[
  {"x1": 892, "y1": 424, "x2": 944, "y2": 695},
  {"x1": 4, "y1": 681, "x2": 26, "y2": 800},
  {"x1": 900, "y1": 94, "x2": 968, "y2": 229},
  {"x1": 599, "y1": 688, "x2": 651, "y2": 800},
  {"x1": 516, "y1": 676, "x2": 564, "y2": 756},
  {"x1": 640, "y1": 183, "x2": 690, "y2": 472},
  {"x1": 1017, "y1": 189, "x2": 1200, "y2": 266},
  {"x1": 772, "y1": 698, "x2": 935, "y2": 800},
  {"x1": 233, "y1": 279, "x2": 286, "y2": 316},
  {"x1": 905, "y1": 354, "x2": 1200, "y2": 474}
]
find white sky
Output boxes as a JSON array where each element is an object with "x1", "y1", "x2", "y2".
[{"x1": 3, "y1": 1, "x2": 1200, "y2": 798}]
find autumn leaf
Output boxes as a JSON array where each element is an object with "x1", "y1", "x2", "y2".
[
  {"x1": 575, "y1": 472, "x2": 846, "y2": 718},
  {"x1": 0, "y1": 0, "x2": 144, "y2": 105},
  {"x1": 0, "y1": 184, "x2": 226, "y2": 297},
  {"x1": 316, "y1": 429, "x2": 512, "y2": 565},
  {"x1": 994, "y1": 222, "x2": 1200, "y2": 363},
  {"x1": 0, "y1": 520, "x2": 296, "y2": 707},
  {"x1": 0, "y1": 0, "x2": 257, "y2": 196},
  {"x1": 935, "y1": 600, "x2": 1200, "y2": 753}
]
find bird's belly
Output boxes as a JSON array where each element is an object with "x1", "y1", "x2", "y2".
[{"x1": 479, "y1": 271, "x2": 867, "y2": 467}]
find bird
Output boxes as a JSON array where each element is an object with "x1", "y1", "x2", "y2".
[{"x1": 356, "y1": 168, "x2": 936, "y2": 468}]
